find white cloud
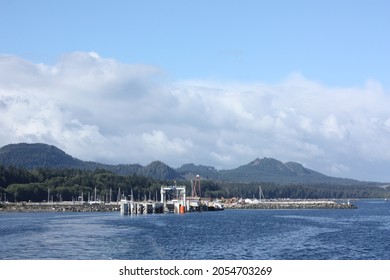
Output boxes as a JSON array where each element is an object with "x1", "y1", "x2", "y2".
[
  {"x1": 142, "y1": 130, "x2": 194, "y2": 156},
  {"x1": 1, "y1": 52, "x2": 390, "y2": 181},
  {"x1": 322, "y1": 114, "x2": 348, "y2": 140}
]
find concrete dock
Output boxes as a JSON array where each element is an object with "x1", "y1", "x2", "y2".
[{"x1": 120, "y1": 200, "x2": 164, "y2": 215}]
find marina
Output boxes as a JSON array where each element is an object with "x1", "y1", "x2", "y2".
[{"x1": 0, "y1": 182, "x2": 356, "y2": 213}]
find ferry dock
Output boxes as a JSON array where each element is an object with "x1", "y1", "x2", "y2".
[{"x1": 120, "y1": 185, "x2": 224, "y2": 215}]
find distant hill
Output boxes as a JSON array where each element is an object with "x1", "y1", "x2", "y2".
[
  {"x1": 220, "y1": 157, "x2": 328, "y2": 183},
  {"x1": 0, "y1": 143, "x2": 367, "y2": 185},
  {"x1": 0, "y1": 143, "x2": 181, "y2": 180},
  {"x1": 0, "y1": 143, "x2": 84, "y2": 169},
  {"x1": 176, "y1": 163, "x2": 218, "y2": 179},
  {"x1": 178, "y1": 157, "x2": 361, "y2": 185},
  {"x1": 138, "y1": 161, "x2": 181, "y2": 181}
]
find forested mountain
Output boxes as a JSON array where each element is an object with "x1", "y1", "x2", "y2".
[
  {"x1": 0, "y1": 143, "x2": 85, "y2": 169},
  {"x1": 0, "y1": 142, "x2": 382, "y2": 185},
  {"x1": 0, "y1": 143, "x2": 181, "y2": 180},
  {"x1": 177, "y1": 158, "x2": 363, "y2": 185},
  {"x1": 138, "y1": 161, "x2": 181, "y2": 181},
  {"x1": 176, "y1": 163, "x2": 218, "y2": 179},
  {"x1": 216, "y1": 158, "x2": 361, "y2": 185}
]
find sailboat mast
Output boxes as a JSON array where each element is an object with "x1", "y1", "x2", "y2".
[{"x1": 259, "y1": 186, "x2": 265, "y2": 202}]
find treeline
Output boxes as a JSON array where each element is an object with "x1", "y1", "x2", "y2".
[
  {"x1": 0, "y1": 166, "x2": 163, "y2": 202},
  {"x1": 200, "y1": 181, "x2": 390, "y2": 199},
  {"x1": 1, "y1": 165, "x2": 389, "y2": 202}
]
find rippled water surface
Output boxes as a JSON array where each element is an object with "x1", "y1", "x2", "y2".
[{"x1": 1, "y1": 200, "x2": 390, "y2": 259}]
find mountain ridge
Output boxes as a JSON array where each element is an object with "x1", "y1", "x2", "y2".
[
  {"x1": 0, "y1": 142, "x2": 371, "y2": 185},
  {"x1": 0, "y1": 143, "x2": 181, "y2": 180}
]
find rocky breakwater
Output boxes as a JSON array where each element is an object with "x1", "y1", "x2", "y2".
[
  {"x1": 224, "y1": 199, "x2": 357, "y2": 210},
  {"x1": 0, "y1": 202, "x2": 120, "y2": 212}
]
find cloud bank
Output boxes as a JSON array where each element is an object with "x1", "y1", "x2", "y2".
[{"x1": 1, "y1": 52, "x2": 390, "y2": 181}]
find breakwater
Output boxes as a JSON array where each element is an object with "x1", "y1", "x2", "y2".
[
  {"x1": 224, "y1": 200, "x2": 357, "y2": 209},
  {"x1": 0, "y1": 202, "x2": 120, "y2": 212}
]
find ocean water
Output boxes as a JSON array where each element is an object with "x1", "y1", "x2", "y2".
[{"x1": 1, "y1": 199, "x2": 390, "y2": 260}]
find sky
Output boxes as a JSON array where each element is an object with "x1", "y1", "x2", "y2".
[{"x1": 1, "y1": 0, "x2": 390, "y2": 182}]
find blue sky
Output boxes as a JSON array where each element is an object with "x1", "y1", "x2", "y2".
[
  {"x1": 1, "y1": 0, "x2": 390, "y2": 181},
  {"x1": 2, "y1": 0, "x2": 389, "y2": 86}
]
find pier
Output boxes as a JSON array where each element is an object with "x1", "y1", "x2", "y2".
[{"x1": 119, "y1": 201, "x2": 164, "y2": 215}]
